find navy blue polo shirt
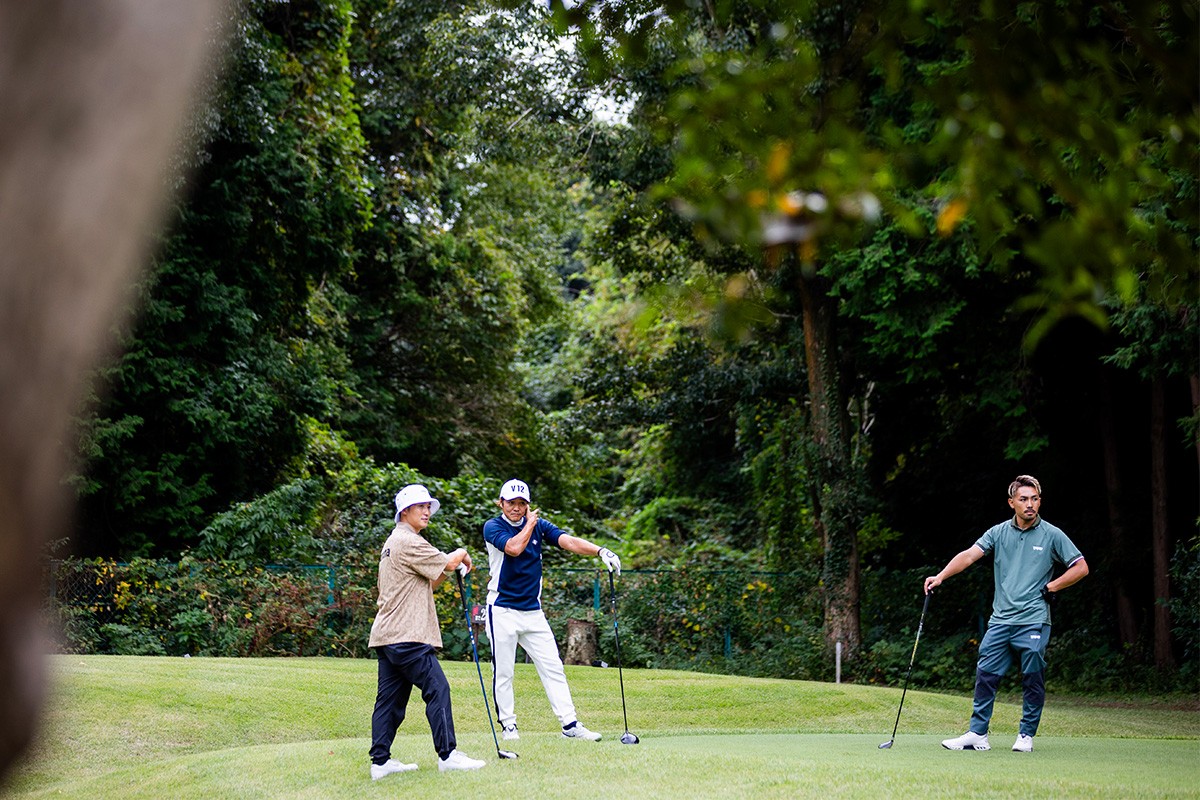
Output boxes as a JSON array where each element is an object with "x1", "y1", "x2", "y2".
[{"x1": 482, "y1": 515, "x2": 566, "y2": 610}]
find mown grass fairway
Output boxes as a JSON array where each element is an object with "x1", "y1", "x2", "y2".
[{"x1": 5, "y1": 656, "x2": 1198, "y2": 798}]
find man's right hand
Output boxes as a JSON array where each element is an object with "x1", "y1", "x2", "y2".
[{"x1": 924, "y1": 575, "x2": 941, "y2": 595}]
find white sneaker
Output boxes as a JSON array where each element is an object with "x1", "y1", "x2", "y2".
[
  {"x1": 941, "y1": 730, "x2": 991, "y2": 750},
  {"x1": 370, "y1": 759, "x2": 417, "y2": 780},
  {"x1": 1012, "y1": 734, "x2": 1033, "y2": 752},
  {"x1": 502, "y1": 725, "x2": 520, "y2": 741},
  {"x1": 561, "y1": 722, "x2": 602, "y2": 741},
  {"x1": 438, "y1": 749, "x2": 486, "y2": 771}
]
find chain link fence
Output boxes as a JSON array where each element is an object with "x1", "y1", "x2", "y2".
[
  {"x1": 42, "y1": 557, "x2": 1197, "y2": 693},
  {"x1": 45, "y1": 558, "x2": 843, "y2": 680}
]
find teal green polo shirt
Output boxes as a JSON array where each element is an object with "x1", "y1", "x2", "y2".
[{"x1": 974, "y1": 517, "x2": 1083, "y2": 626}]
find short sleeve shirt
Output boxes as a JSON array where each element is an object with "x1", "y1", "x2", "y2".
[
  {"x1": 975, "y1": 517, "x2": 1083, "y2": 626},
  {"x1": 482, "y1": 516, "x2": 565, "y2": 610},
  {"x1": 367, "y1": 522, "x2": 450, "y2": 648}
]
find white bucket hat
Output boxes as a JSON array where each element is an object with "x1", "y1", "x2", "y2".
[
  {"x1": 394, "y1": 484, "x2": 441, "y2": 523},
  {"x1": 499, "y1": 479, "x2": 530, "y2": 502}
]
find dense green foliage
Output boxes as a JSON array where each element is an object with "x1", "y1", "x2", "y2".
[
  {"x1": 49, "y1": 558, "x2": 1193, "y2": 695},
  {"x1": 67, "y1": 0, "x2": 1197, "y2": 689}
]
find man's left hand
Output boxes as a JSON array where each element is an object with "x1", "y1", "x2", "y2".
[
  {"x1": 598, "y1": 547, "x2": 621, "y2": 576},
  {"x1": 1040, "y1": 584, "x2": 1058, "y2": 608}
]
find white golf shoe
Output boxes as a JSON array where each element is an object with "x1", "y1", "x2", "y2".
[
  {"x1": 438, "y1": 749, "x2": 486, "y2": 771},
  {"x1": 370, "y1": 759, "x2": 418, "y2": 780},
  {"x1": 1012, "y1": 734, "x2": 1034, "y2": 752},
  {"x1": 502, "y1": 725, "x2": 520, "y2": 741},
  {"x1": 561, "y1": 722, "x2": 602, "y2": 741},
  {"x1": 941, "y1": 730, "x2": 991, "y2": 750}
]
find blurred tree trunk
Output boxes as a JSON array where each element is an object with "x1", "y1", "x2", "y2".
[
  {"x1": 1150, "y1": 377, "x2": 1176, "y2": 670},
  {"x1": 0, "y1": 0, "x2": 228, "y2": 781},
  {"x1": 797, "y1": 269, "x2": 861, "y2": 658}
]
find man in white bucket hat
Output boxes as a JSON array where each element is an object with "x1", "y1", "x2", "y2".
[
  {"x1": 482, "y1": 478, "x2": 622, "y2": 743},
  {"x1": 367, "y1": 484, "x2": 485, "y2": 779}
]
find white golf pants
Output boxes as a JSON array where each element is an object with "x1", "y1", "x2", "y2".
[{"x1": 485, "y1": 605, "x2": 576, "y2": 729}]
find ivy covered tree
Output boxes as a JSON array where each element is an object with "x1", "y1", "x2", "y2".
[
  {"x1": 72, "y1": 0, "x2": 607, "y2": 556},
  {"x1": 338, "y1": 1, "x2": 600, "y2": 491},
  {"x1": 74, "y1": 0, "x2": 370, "y2": 556}
]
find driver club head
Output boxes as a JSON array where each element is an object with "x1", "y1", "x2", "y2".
[
  {"x1": 878, "y1": 740, "x2": 893, "y2": 749},
  {"x1": 620, "y1": 732, "x2": 639, "y2": 745},
  {"x1": 498, "y1": 749, "x2": 519, "y2": 760}
]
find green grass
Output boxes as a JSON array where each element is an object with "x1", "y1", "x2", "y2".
[{"x1": 5, "y1": 656, "x2": 1198, "y2": 798}]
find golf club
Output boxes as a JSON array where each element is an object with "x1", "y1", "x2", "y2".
[
  {"x1": 607, "y1": 570, "x2": 639, "y2": 744},
  {"x1": 455, "y1": 568, "x2": 518, "y2": 760},
  {"x1": 879, "y1": 589, "x2": 932, "y2": 749}
]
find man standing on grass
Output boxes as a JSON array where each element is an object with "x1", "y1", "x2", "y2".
[
  {"x1": 482, "y1": 478, "x2": 621, "y2": 743},
  {"x1": 925, "y1": 474, "x2": 1088, "y2": 753},
  {"x1": 368, "y1": 484, "x2": 486, "y2": 779}
]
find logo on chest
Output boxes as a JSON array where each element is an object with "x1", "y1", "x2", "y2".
[{"x1": 1031, "y1": 545, "x2": 1044, "y2": 552}]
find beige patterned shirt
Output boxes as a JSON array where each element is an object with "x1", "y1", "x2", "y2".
[{"x1": 367, "y1": 522, "x2": 451, "y2": 648}]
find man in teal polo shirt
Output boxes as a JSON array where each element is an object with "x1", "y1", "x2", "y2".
[{"x1": 924, "y1": 475, "x2": 1088, "y2": 753}]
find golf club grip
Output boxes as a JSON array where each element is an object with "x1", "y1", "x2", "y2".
[{"x1": 909, "y1": 591, "x2": 931, "y2": 661}]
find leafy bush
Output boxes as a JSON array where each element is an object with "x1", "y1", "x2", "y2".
[
  {"x1": 1169, "y1": 534, "x2": 1199, "y2": 688},
  {"x1": 99, "y1": 623, "x2": 167, "y2": 656},
  {"x1": 48, "y1": 557, "x2": 383, "y2": 658},
  {"x1": 44, "y1": 558, "x2": 1199, "y2": 695}
]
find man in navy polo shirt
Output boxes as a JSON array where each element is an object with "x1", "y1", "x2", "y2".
[
  {"x1": 924, "y1": 475, "x2": 1088, "y2": 753},
  {"x1": 482, "y1": 478, "x2": 622, "y2": 743}
]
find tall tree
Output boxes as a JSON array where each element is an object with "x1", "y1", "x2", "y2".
[
  {"x1": 342, "y1": 1, "x2": 597, "y2": 485},
  {"x1": 541, "y1": 0, "x2": 1198, "y2": 658},
  {"x1": 1105, "y1": 298, "x2": 1199, "y2": 669},
  {"x1": 74, "y1": 0, "x2": 370, "y2": 556}
]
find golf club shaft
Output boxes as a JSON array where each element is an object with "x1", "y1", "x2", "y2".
[
  {"x1": 456, "y1": 571, "x2": 503, "y2": 754},
  {"x1": 887, "y1": 591, "x2": 931, "y2": 742},
  {"x1": 608, "y1": 571, "x2": 630, "y2": 733}
]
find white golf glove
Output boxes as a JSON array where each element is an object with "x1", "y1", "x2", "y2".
[
  {"x1": 457, "y1": 563, "x2": 469, "y2": 576},
  {"x1": 598, "y1": 547, "x2": 621, "y2": 576}
]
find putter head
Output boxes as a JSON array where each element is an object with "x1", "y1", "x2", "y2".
[
  {"x1": 498, "y1": 749, "x2": 519, "y2": 760},
  {"x1": 620, "y1": 732, "x2": 639, "y2": 745},
  {"x1": 878, "y1": 740, "x2": 893, "y2": 749}
]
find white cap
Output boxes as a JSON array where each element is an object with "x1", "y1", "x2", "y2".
[
  {"x1": 499, "y1": 479, "x2": 530, "y2": 502},
  {"x1": 394, "y1": 484, "x2": 441, "y2": 523}
]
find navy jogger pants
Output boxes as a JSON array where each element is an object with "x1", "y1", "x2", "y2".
[{"x1": 369, "y1": 642, "x2": 456, "y2": 764}]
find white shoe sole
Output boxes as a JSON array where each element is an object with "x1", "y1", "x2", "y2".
[
  {"x1": 941, "y1": 740, "x2": 990, "y2": 751},
  {"x1": 370, "y1": 764, "x2": 418, "y2": 780}
]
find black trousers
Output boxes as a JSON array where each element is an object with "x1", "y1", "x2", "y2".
[{"x1": 369, "y1": 642, "x2": 456, "y2": 764}]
